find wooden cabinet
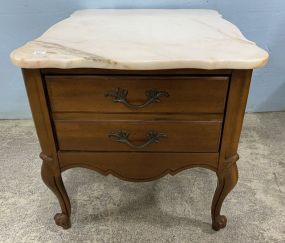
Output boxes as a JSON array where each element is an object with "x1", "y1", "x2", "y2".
[{"x1": 23, "y1": 68, "x2": 252, "y2": 231}]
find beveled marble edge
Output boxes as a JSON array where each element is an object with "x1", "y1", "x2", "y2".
[
  {"x1": 10, "y1": 9, "x2": 269, "y2": 70},
  {"x1": 10, "y1": 42, "x2": 269, "y2": 70}
]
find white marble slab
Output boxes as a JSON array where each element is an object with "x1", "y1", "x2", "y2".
[{"x1": 10, "y1": 9, "x2": 269, "y2": 70}]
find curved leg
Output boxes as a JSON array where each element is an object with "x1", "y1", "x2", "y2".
[
  {"x1": 41, "y1": 155, "x2": 71, "y2": 229},
  {"x1": 211, "y1": 155, "x2": 239, "y2": 231}
]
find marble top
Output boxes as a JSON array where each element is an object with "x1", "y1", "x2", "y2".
[{"x1": 10, "y1": 9, "x2": 269, "y2": 70}]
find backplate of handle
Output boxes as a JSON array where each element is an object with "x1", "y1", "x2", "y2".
[
  {"x1": 104, "y1": 88, "x2": 169, "y2": 109},
  {"x1": 108, "y1": 130, "x2": 167, "y2": 149}
]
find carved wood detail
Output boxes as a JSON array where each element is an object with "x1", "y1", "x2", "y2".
[
  {"x1": 220, "y1": 154, "x2": 240, "y2": 173},
  {"x1": 39, "y1": 152, "x2": 53, "y2": 162},
  {"x1": 61, "y1": 163, "x2": 217, "y2": 182},
  {"x1": 58, "y1": 151, "x2": 219, "y2": 182}
]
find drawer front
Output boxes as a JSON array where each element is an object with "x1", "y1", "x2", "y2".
[
  {"x1": 46, "y1": 75, "x2": 229, "y2": 113},
  {"x1": 54, "y1": 117, "x2": 222, "y2": 152}
]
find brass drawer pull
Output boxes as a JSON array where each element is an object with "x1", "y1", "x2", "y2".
[
  {"x1": 104, "y1": 88, "x2": 169, "y2": 109},
  {"x1": 108, "y1": 130, "x2": 167, "y2": 149}
]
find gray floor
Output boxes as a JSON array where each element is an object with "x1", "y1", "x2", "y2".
[{"x1": 0, "y1": 113, "x2": 284, "y2": 243}]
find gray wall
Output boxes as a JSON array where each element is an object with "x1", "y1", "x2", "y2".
[{"x1": 1, "y1": 0, "x2": 284, "y2": 118}]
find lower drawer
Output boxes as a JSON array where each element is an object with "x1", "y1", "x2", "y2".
[
  {"x1": 58, "y1": 151, "x2": 219, "y2": 181},
  {"x1": 54, "y1": 116, "x2": 222, "y2": 152}
]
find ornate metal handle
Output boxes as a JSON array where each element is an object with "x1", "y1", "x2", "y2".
[
  {"x1": 104, "y1": 88, "x2": 169, "y2": 109},
  {"x1": 108, "y1": 130, "x2": 167, "y2": 149}
]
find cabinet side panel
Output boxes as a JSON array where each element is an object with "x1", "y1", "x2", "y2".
[
  {"x1": 22, "y1": 69, "x2": 60, "y2": 172},
  {"x1": 219, "y1": 69, "x2": 252, "y2": 170}
]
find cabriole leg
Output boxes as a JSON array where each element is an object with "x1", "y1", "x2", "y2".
[
  {"x1": 211, "y1": 155, "x2": 239, "y2": 231},
  {"x1": 40, "y1": 153, "x2": 71, "y2": 229}
]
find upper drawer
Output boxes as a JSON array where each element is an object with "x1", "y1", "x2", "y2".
[{"x1": 46, "y1": 75, "x2": 229, "y2": 113}]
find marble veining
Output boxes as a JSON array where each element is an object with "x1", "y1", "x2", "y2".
[{"x1": 10, "y1": 9, "x2": 269, "y2": 70}]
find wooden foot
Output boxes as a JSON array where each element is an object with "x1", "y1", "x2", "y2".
[
  {"x1": 212, "y1": 215, "x2": 227, "y2": 231},
  {"x1": 54, "y1": 213, "x2": 71, "y2": 229},
  {"x1": 40, "y1": 153, "x2": 71, "y2": 229},
  {"x1": 211, "y1": 154, "x2": 239, "y2": 231}
]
